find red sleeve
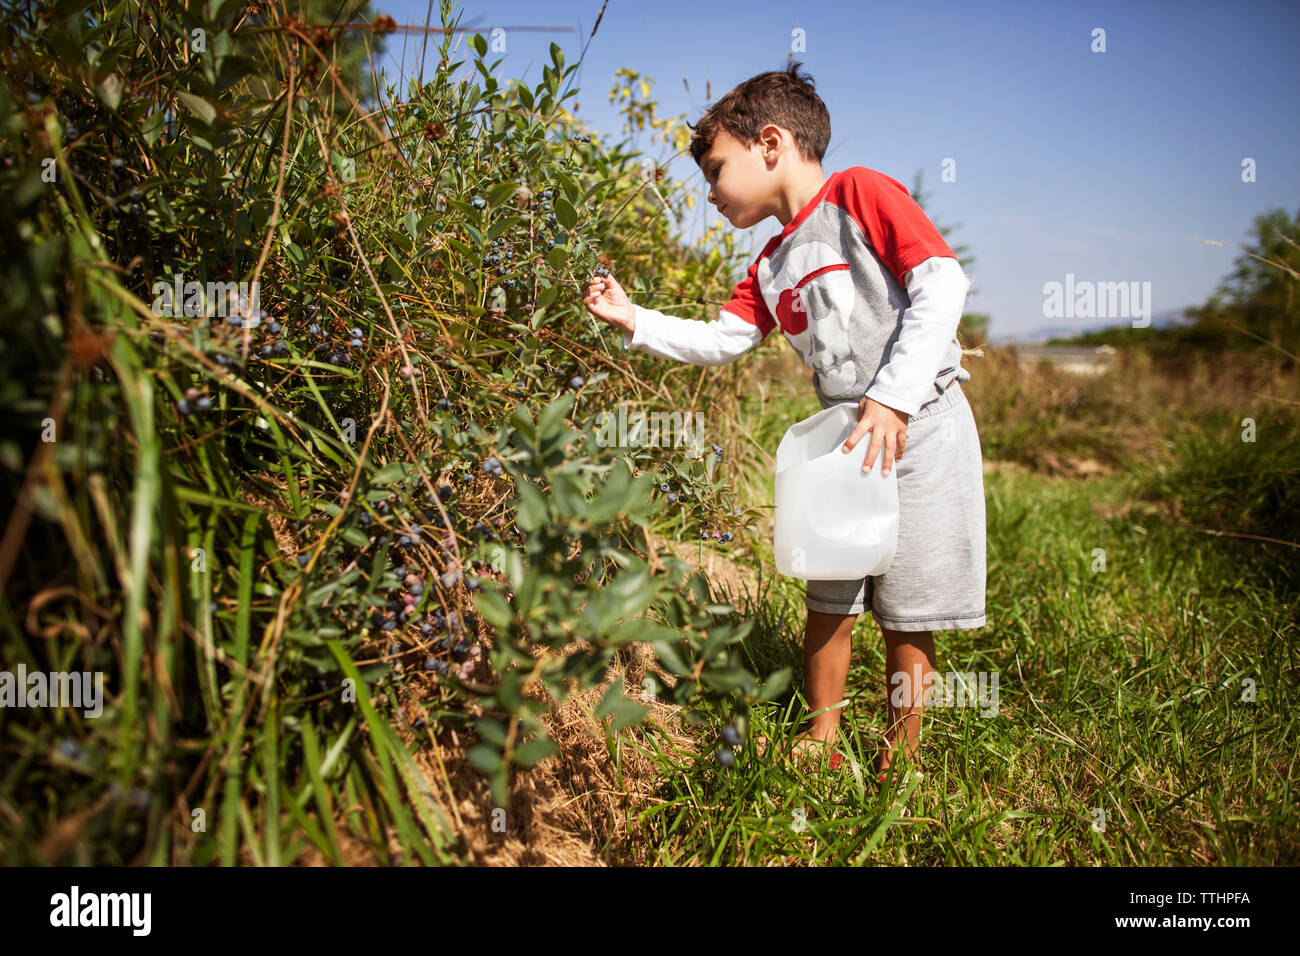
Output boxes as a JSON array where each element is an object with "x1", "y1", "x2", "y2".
[
  {"x1": 840, "y1": 167, "x2": 957, "y2": 285},
  {"x1": 719, "y1": 235, "x2": 781, "y2": 339}
]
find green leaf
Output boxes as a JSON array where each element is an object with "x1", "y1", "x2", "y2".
[
  {"x1": 759, "y1": 667, "x2": 792, "y2": 701},
  {"x1": 515, "y1": 479, "x2": 548, "y2": 530},
  {"x1": 649, "y1": 638, "x2": 692, "y2": 676},
  {"x1": 96, "y1": 73, "x2": 124, "y2": 110},
  {"x1": 176, "y1": 90, "x2": 217, "y2": 126},
  {"x1": 594, "y1": 686, "x2": 649, "y2": 734},
  {"x1": 340, "y1": 528, "x2": 369, "y2": 548},
  {"x1": 372, "y1": 461, "x2": 411, "y2": 485},
  {"x1": 472, "y1": 589, "x2": 513, "y2": 631},
  {"x1": 513, "y1": 735, "x2": 558, "y2": 767},
  {"x1": 467, "y1": 743, "x2": 500, "y2": 773},
  {"x1": 475, "y1": 718, "x2": 508, "y2": 748},
  {"x1": 553, "y1": 196, "x2": 577, "y2": 231},
  {"x1": 488, "y1": 181, "x2": 516, "y2": 209}
]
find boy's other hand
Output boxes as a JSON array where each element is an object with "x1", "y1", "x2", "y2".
[
  {"x1": 584, "y1": 270, "x2": 635, "y2": 335},
  {"x1": 842, "y1": 396, "x2": 908, "y2": 476}
]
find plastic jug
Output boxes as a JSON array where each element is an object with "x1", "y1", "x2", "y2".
[{"x1": 774, "y1": 402, "x2": 899, "y2": 580}]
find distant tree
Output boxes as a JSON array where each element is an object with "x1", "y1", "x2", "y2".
[
  {"x1": 909, "y1": 170, "x2": 987, "y2": 346},
  {"x1": 240, "y1": 0, "x2": 388, "y2": 111},
  {"x1": 1187, "y1": 207, "x2": 1300, "y2": 357}
]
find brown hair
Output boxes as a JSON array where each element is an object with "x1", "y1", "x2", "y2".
[{"x1": 688, "y1": 61, "x2": 830, "y2": 167}]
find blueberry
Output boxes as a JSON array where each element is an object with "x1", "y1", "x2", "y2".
[
  {"x1": 569, "y1": 376, "x2": 584, "y2": 388},
  {"x1": 297, "y1": 554, "x2": 310, "y2": 567},
  {"x1": 349, "y1": 327, "x2": 363, "y2": 338},
  {"x1": 273, "y1": 341, "x2": 289, "y2": 355},
  {"x1": 715, "y1": 747, "x2": 735, "y2": 767},
  {"x1": 733, "y1": 508, "x2": 742, "y2": 516},
  {"x1": 350, "y1": 337, "x2": 362, "y2": 348},
  {"x1": 461, "y1": 471, "x2": 473, "y2": 483},
  {"x1": 176, "y1": 399, "x2": 194, "y2": 416},
  {"x1": 308, "y1": 323, "x2": 321, "y2": 336},
  {"x1": 438, "y1": 397, "x2": 451, "y2": 411},
  {"x1": 481, "y1": 456, "x2": 502, "y2": 475},
  {"x1": 268, "y1": 320, "x2": 282, "y2": 334},
  {"x1": 412, "y1": 716, "x2": 427, "y2": 730},
  {"x1": 261, "y1": 345, "x2": 274, "y2": 356},
  {"x1": 720, "y1": 532, "x2": 733, "y2": 542},
  {"x1": 711, "y1": 444, "x2": 723, "y2": 455},
  {"x1": 668, "y1": 493, "x2": 677, "y2": 503},
  {"x1": 466, "y1": 576, "x2": 480, "y2": 590},
  {"x1": 381, "y1": 619, "x2": 397, "y2": 631},
  {"x1": 660, "y1": 483, "x2": 670, "y2": 492},
  {"x1": 440, "y1": 570, "x2": 460, "y2": 588},
  {"x1": 437, "y1": 486, "x2": 453, "y2": 502},
  {"x1": 388, "y1": 642, "x2": 402, "y2": 657},
  {"x1": 701, "y1": 531, "x2": 709, "y2": 541},
  {"x1": 409, "y1": 581, "x2": 424, "y2": 595},
  {"x1": 195, "y1": 397, "x2": 213, "y2": 413},
  {"x1": 721, "y1": 725, "x2": 742, "y2": 747},
  {"x1": 593, "y1": 266, "x2": 609, "y2": 277}
]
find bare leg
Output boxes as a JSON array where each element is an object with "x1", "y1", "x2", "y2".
[
  {"x1": 803, "y1": 609, "x2": 858, "y2": 743},
  {"x1": 879, "y1": 626, "x2": 936, "y2": 777},
  {"x1": 757, "y1": 608, "x2": 857, "y2": 762}
]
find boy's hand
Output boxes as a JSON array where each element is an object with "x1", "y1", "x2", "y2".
[
  {"x1": 584, "y1": 270, "x2": 635, "y2": 335},
  {"x1": 842, "y1": 396, "x2": 908, "y2": 476}
]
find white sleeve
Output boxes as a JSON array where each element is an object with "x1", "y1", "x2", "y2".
[
  {"x1": 620, "y1": 303, "x2": 766, "y2": 366},
  {"x1": 864, "y1": 256, "x2": 971, "y2": 417}
]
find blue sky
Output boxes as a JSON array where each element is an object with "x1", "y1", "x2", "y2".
[{"x1": 373, "y1": 0, "x2": 1300, "y2": 343}]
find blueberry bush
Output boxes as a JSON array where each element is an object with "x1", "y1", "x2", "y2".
[{"x1": 0, "y1": 0, "x2": 787, "y2": 863}]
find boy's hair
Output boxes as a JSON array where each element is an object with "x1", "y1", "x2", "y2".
[{"x1": 689, "y1": 60, "x2": 830, "y2": 168}]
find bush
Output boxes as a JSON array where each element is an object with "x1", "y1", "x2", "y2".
[{"x1": 0, "y1": 0, "x2": 783, "y2": 864}]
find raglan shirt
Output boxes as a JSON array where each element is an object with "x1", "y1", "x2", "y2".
[{"x1": 619, "y1": 166, "x2": 972, "y2": 417}]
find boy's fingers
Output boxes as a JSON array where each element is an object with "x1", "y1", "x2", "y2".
[
  {"x1": 881, "y1": 435, "x2": 896, "y2": 475},
  {"x1": 842, "y1": 420, "x2": 870, "y2": 452},
  {"x1": 862, "y1": 431, "x2": 883, "y2": 472}
]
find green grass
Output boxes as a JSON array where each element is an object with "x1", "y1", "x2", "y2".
[{"x1": 613, "y1": 427, "x2": 1298, "y2": 865}]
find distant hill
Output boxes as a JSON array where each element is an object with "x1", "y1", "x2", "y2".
[{"x1": 992, "y1": 309, "x2": 1194, "y2": 345}]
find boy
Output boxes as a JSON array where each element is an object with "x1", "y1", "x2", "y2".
[{"x1": 582, "y1": 62, "x2": 986, "y2": 783}]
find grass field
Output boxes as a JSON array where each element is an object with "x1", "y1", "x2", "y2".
[{"x1": 594, "y1": 341, "x2": 1299, "y2": 865}]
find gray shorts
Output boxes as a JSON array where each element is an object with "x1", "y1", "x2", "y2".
[{"x1": 804, "y1": 380, "x2": 987, "y2": 631}]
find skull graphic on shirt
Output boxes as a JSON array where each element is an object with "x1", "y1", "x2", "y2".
[{"x1": 772, "y1": 241, "x2": 859, "y2": 398}]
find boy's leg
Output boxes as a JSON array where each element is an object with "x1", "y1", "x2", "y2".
[
  {"x1": 804, "y1": 609, "x2": 858, "y2": 743},
  {"x1": 879, "y1": 626, "x2": 936, "y2": 775}
]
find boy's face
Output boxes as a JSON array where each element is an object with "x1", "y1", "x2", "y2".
[{"x1": 700, "y1": 127, "x2": 774, "y2": 229}]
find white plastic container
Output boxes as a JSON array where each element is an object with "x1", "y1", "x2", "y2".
[{"x1": 774, "y1": 402, "x2": 899, "y2": 580}]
